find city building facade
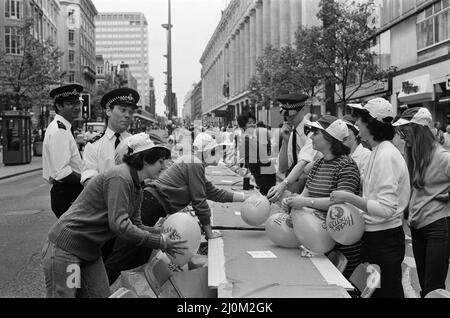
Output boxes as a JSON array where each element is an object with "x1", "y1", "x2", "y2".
[
  {"x1": 95, "y1": 12, "x2": 150, "y2": 110},
  {"x1": 200, "y1": 0, "x2": 320, "y2": 128},
  {"x1": 348, "y1": 0, "x2": 450, "y2": 127},
  {"x1": 58, "y1": 0, "x2": 97, "y2": 94},
  {"x1": 148, "y1": 76, "x2": 156, "y2": 116}
]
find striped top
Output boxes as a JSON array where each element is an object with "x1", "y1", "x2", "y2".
[
  {"x1": 306, "y1": 155, "x2": 361, "y2": 278},
  {"x1": 307, "y1": 156, "x2": 361, "y2": 201}
]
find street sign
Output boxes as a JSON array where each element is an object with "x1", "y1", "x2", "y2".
[
  {"x1": 446, "y1": 76, "x2": 450, "y2": 90},
  {"x1": 81, "y1": 94, "x2": 90, "y2": 120}
]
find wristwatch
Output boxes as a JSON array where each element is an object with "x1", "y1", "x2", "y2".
[{"x1": 282, "y1": 179, "x2": 289, "y2": 187}]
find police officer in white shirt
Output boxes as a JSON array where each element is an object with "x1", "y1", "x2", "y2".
[
  {"x1": 43, "y1": 84, "x2": 84, "y2": 218},
  {"x1": 81, "y1": 88, "x2": 139, "y2": 186},
  {"x1": 268, "y1": 93, "x2": 319, "y2": 202}
]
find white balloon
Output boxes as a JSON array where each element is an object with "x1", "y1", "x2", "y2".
[
  {"x1": 291, "y1": 208, "x2": 336, "y2": 254},
  {"x1": 265, "y1": 213, "x2": 301, "y2": 248},
  {"x1": 326, "y1": 204, "x2": 365, "y2": 245},
  {"x1": 162, "y1": 213, "x2": 202, "y2": 266},
  {"x1": 241, "y1": 194, "x2": 271, "y2": 226}
]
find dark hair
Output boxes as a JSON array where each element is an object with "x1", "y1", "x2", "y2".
[
  {"x1": 320, "y1": 130, "x2": 351, "y2": 157},
  {"x1": 355, "y1": 110, "x2": 395, "y2": 142},
  {"x1": 123, "y1": 148, "x2": 171, "y2": 170},
  {"x1": 404, "y1": 123, "x2": 436, "y2": 189},
  {"x1": 236, "y1": 112, "x2": 256, "y2": 129},
  {"x1": 257, "y1": 121, "x2": 265, "y2": 128}
]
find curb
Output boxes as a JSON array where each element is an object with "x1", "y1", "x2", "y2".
[{"x1": 0, "y1": 168, "x2": 43, "y2": 181}]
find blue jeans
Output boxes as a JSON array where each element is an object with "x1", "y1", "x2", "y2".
[
  {"x1": 361, "y1": 226, "x2": 405, "y2": 298},
  {"x1": 411, "y1": 218, "x2": 449, "y2": 298},
  {"x1": 41, "y1": 241, "x2": 110, "y2": 298}
]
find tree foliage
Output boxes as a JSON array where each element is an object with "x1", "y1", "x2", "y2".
[
  {"x1": 249, "y1": 0, "x2": 396, "y2": 115},
  {"x1": 0, "y1": 18, "x2": 63, "y2": 111},
  {"x1": 91, "y1": 72, "x2": 124, "y2": 121}
]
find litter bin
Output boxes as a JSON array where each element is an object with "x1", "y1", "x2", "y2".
[{"x1": 1, "y1": 110, "x2": 32, "y2": 166}]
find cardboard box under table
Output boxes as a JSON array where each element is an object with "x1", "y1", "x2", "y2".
[{"x1": 208, "y1": 230, "x2": 354, "y2": 298}]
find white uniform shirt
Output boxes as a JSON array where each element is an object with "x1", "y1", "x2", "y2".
[
  {"x1": 286, "y1": 115, "x2": 318, "y2": 167},
  {"x1": 43, "y1": 114, "x2": 82, "y2": 183},
  {"x1": 81, "y1": 127, "x2": 131, "y2": 184}
]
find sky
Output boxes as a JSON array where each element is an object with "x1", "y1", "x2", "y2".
[{"x1": 92, "y1": 0, "x2": 230, "y2": 117}]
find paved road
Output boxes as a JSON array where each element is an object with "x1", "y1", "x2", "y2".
[{"x1": 0, "y1": 170, "x2": 448, "y2": 298}]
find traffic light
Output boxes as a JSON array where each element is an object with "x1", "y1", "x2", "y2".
[{"x1": 81, "y1": 94, "x2": 91, "y2": 120}]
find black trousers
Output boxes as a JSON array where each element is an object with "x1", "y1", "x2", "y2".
[
  {"x1": 50, "y1": 183, "x2": 84, "y2": 219},
  {"x1": 411, "y1": 218, "x2": 449, "y2": 297},
  {"x1": 104, "y1": 189, "x2": 167, "y2": 285},
  {"x1": 361, "y1": 226, "x2": 405, "y2": 298}
]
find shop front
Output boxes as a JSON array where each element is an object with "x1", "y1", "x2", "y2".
[{"x1": 392, "y1": 59, "x2": 450, "y2": 126}]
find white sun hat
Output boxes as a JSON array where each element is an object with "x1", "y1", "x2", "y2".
[
  {"x1": 305, "y1": 116, "x2": 349, "y2": 142},
  {"x1": 348, "y1": 98, "x2": 394, "y2": 123},
  {"x1": 115, "y1": 133, "x2": 170, "y2": 164},
  {"x1": 393, "y1": 107, "x2": 432, "y2": 127}
]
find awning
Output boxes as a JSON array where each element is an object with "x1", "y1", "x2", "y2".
[
  {"x1": 133, "y1": 113, "x2": 157, "y2": 124},
  {"x1": 398, "y1": 74, "x2": 434, "y2": 104}
]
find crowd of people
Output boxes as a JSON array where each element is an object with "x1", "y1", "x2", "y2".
[{"x1": 40, "y1": 83, "x2": 449, "y2": 299}]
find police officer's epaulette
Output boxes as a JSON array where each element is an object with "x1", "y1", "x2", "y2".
[
  {"x1": 57, "y1": 121, "x2": 67, "y2": 131},
  {"x1": 89, "y1": 132, "x2": 105, "y2": 144}
]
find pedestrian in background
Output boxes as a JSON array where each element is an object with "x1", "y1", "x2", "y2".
[
  {"x1": 443, "y1": 125, "x2": 450, "y2": 151},
  {"x1": 331, "y1": 98, "x2": 410, "y2": 298},
  {"x1": 43, "y1": 84, "x2": 85, "y2": 219},
  {"x1": 394, "y1": 108, "x2": 450, "y2": 298}
]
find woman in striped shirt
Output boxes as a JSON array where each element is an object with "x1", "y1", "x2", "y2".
[{"x1": 281, "y1": 115, "x2": 362, "y2": 278}]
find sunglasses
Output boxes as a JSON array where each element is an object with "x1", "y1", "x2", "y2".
[{"x1": 396, "y1": 127, "x2": 408, "y2": 140}]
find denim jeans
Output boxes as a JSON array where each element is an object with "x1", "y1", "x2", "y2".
[
  {"x1": 411, "y1": 218, "x2": 449, "y2": 298},
  {"x1": 361, "y1": 226, "x2": 405, "y2": 298},
  {"x1": 41, "y1": 241, "x2": 110, "y2": 298}
]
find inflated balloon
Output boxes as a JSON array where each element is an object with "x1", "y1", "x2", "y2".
[
  {"x1": 161, "y1": 213, "x2": 202, "y2": 266},
  {"x1": 265, "y1": 213, "x2": 301, "y2": 248},
  {"x1": 326, "y1": 204, "x2": 365, "y2": 245},
  {"x1": 241, "y1": 194, "x2": 271, "y2": 226},
  {"x1": 291, "y1": 208, "x2": 336, "y2": 254}
]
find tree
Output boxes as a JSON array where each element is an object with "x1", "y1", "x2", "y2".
[
  {"x1": 91, "y1": 72, "x2": 124, "y2": 121},
  {"x1": 248, "y1": 45, "x2": 322, "y2": 109},
  {"x1": 0, "y1": 18, "x2": 63, "y2": 111},
  {"x1": 306, "y1": 0, "x2": 396, "y2": 115}
]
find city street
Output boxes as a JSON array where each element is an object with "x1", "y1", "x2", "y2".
[
  {"x1": 0, "y1": 171, "x2": 54, "y2": 298},
  {"x1": 0, "y1": 168, "x2": 448, "y2": 298}
]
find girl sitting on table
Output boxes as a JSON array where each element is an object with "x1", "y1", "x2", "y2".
[
  {"x1": 330, "y1": 98, "x2": 411, "y2": 298},
  {"x1": 41, "y1": 133, "x2": 187, "y2": 298},
  {"x1": 103, "y1": 132, "x2": 250, "y2": 284},
  {"x1": 281, "y1": 115, "x2": 362, "y2": 279}
]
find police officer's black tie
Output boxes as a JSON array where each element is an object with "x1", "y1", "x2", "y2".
[
  {"x1": 114, "y1": 133, "x2": 121, "y2": 149},
  {"x1": 292, "y1": 128, "x2": 298, "y2": 166}
]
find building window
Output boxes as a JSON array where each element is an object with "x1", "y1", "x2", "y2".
[
  {"x1": 69, "y1": 71, "x2": 75, "y2": 83},
  {"x1": 5, "y1": 26, "x2": 21, "y2": 54},
  {"x1": 69, "y1": 50, "x2": 75, "y2": 63},
  {"x1": 69, "y1": 29, "x2": 74, "y2": 43},
  {"x1": 417, "y1": 0, "x2": 450, "y2": 50},
  {"x1": 5, "y1": 0, "x2": 21, "y2": 19},
  {"x1": 68, "y1": 9, "x2": 76, "y2": 25}
]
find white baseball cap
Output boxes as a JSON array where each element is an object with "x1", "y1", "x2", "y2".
[
  {"x1": 193, "y1": 132, "x2": 215, "y2": 152},
  {"x1": 393, "y1": 107, "x2": 432, "y2": 127},
  {"x1": 115, "y1": 133, "x2": 170, "y2": 164},
  {"x1": 305, "y1": 116, "x2": 349, "y2": 142},
  {"x1": 348, "y1": 98, "x2": 394, "y2": 123}
]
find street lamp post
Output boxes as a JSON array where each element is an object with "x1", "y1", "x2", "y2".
[{"x1": 162, "y1": 0, "x2": 173, "y2": 121}]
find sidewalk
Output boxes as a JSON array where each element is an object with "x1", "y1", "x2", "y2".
[{"x1": 0, "y1": 150, "x2": 43, "y2": 181}]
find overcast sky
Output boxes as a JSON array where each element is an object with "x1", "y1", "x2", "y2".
[{"x1": 92, "y1": 0, "x2": 230, "y2": 116}]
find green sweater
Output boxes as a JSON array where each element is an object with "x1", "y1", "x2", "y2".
[
  {"x1": 48, "y1": 164, "x2": 161, "y2": 261},
  {"x1": 146, "y1": 155, "x2": 235, "y2": 226}
]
